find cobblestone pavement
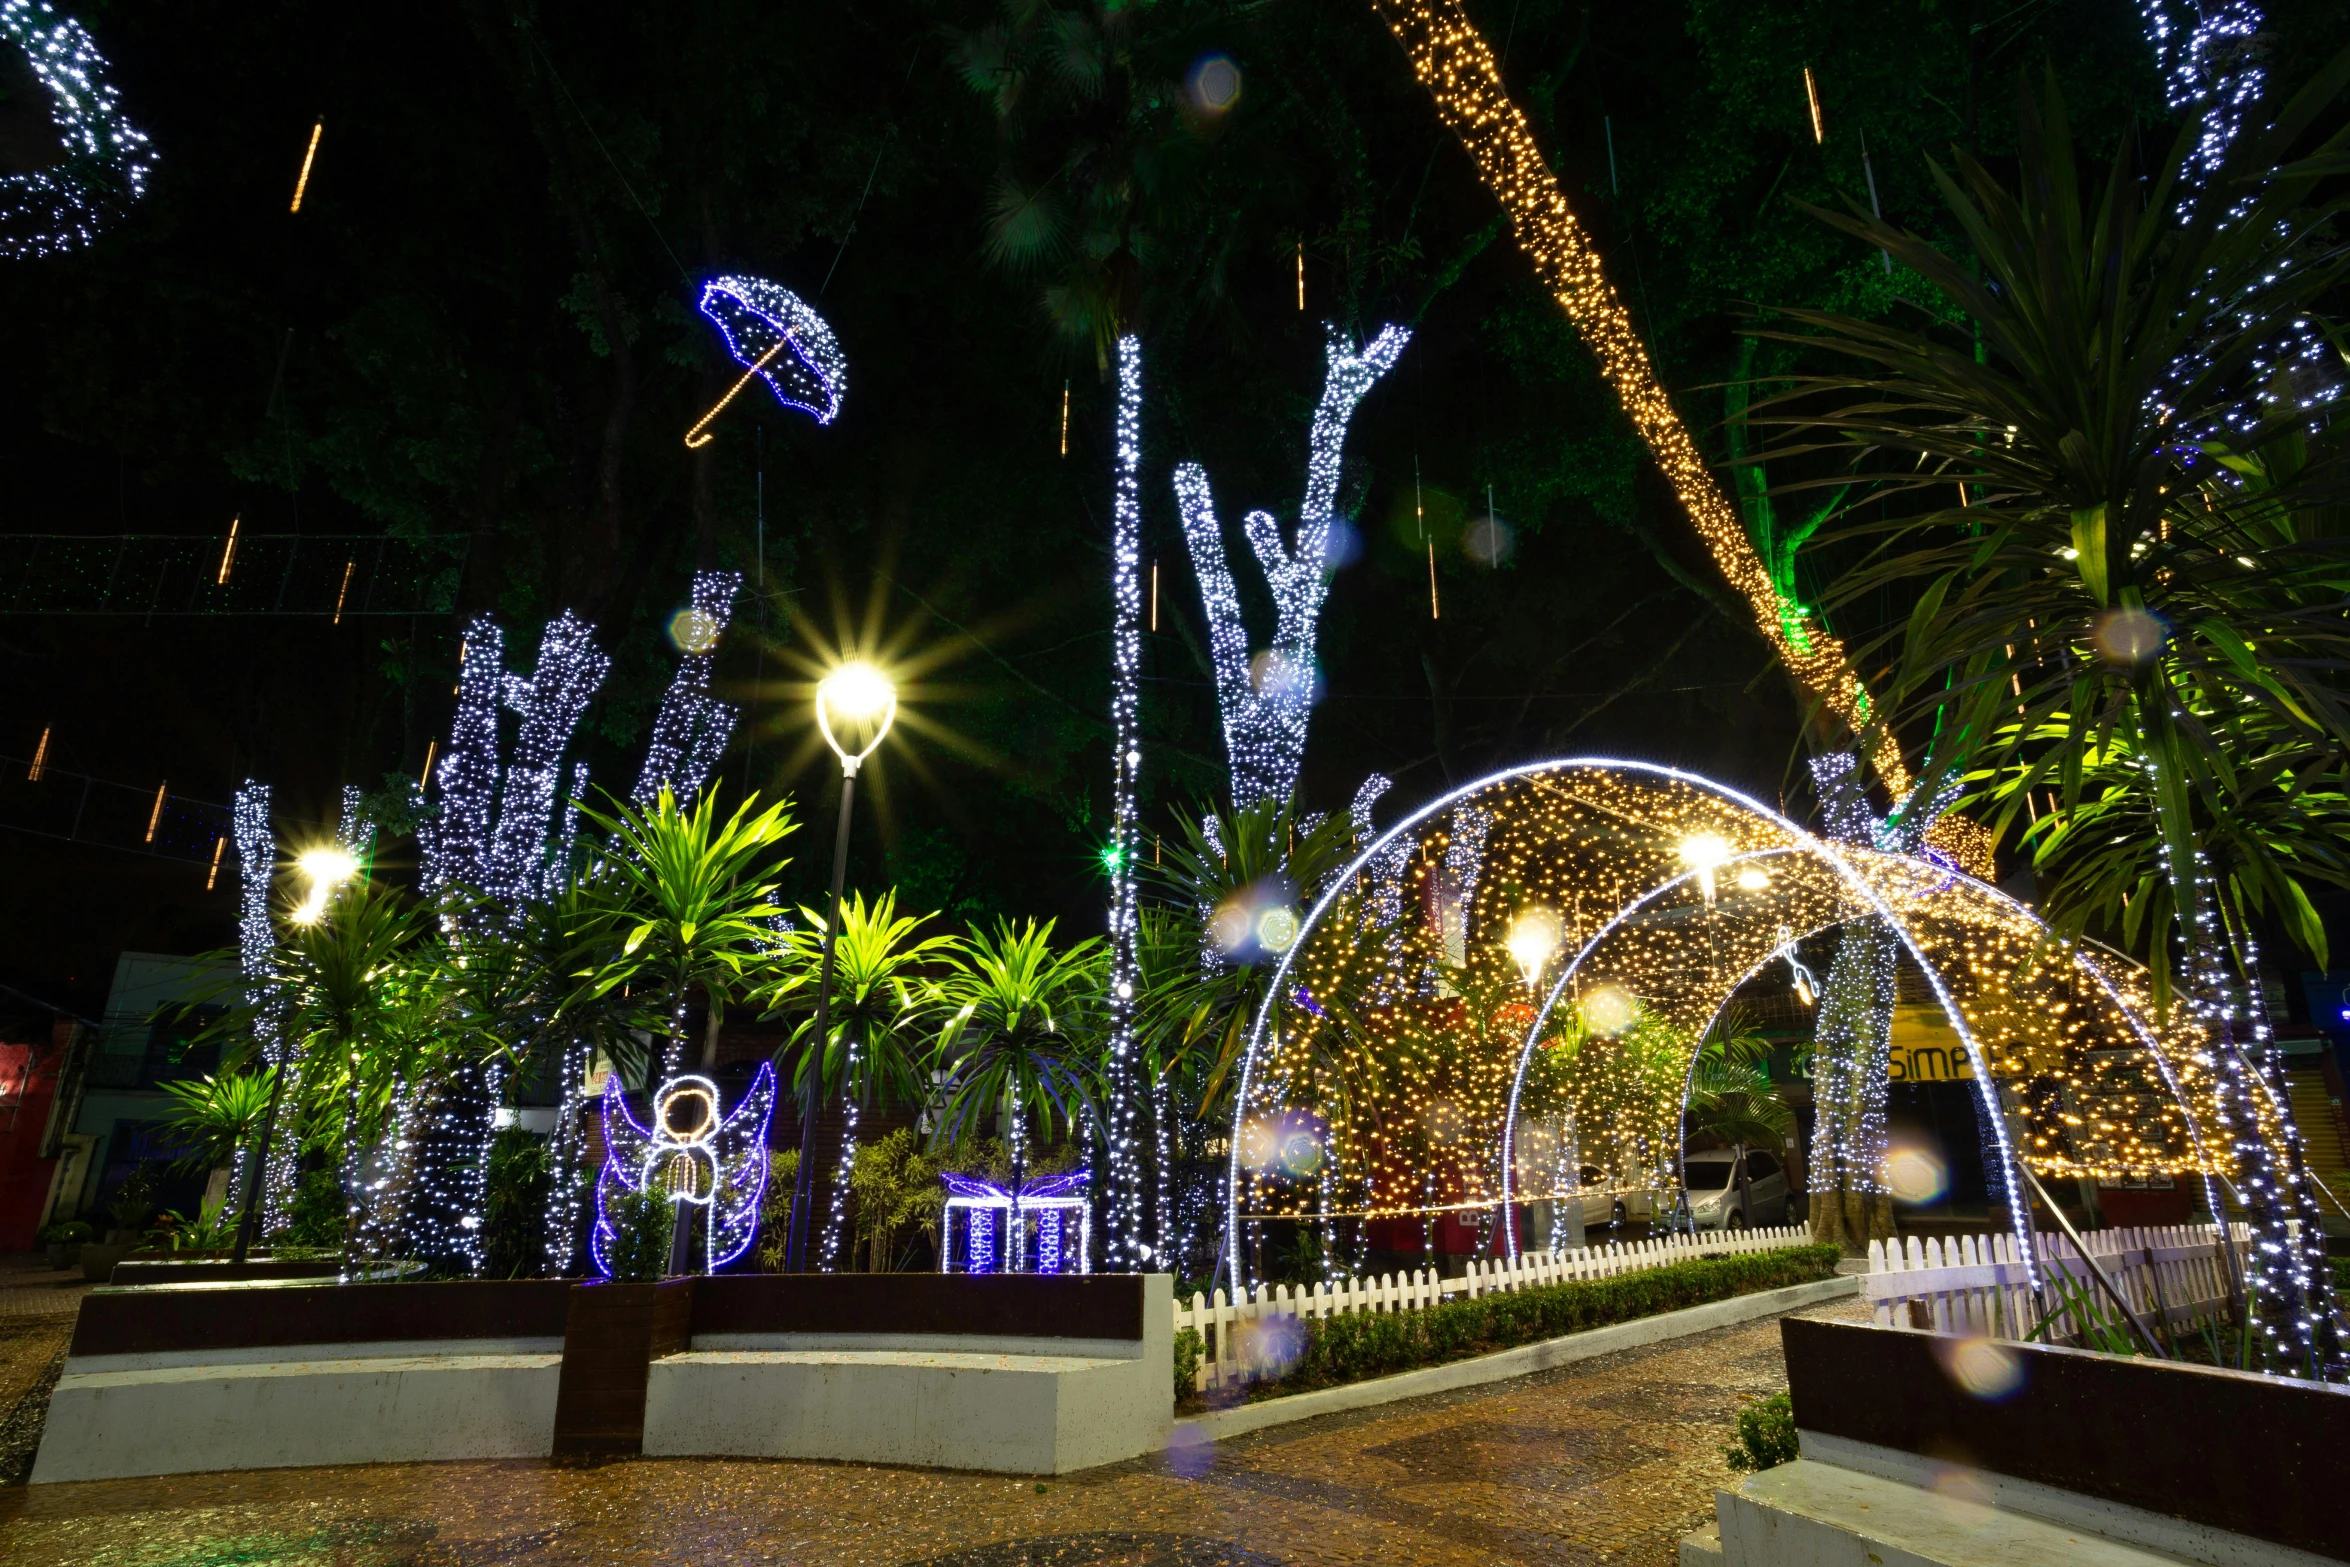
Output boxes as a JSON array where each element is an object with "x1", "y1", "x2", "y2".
[{"x1": 0, "y1": 1296, "x2": 1870, "y2": 1566}]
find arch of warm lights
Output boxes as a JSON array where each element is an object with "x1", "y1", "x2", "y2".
[{"x1": 1222, "y1": 760, "x2": 2258, "y2": 1294}]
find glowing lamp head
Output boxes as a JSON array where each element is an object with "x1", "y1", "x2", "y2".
[
  {"x1": 289, "y1": 845, "x2": 360, "y2": 925},
  {"x1": 815, "y1": 662, "x2": 898, "y2": 775},
  {"x1": 1505, "y1": 906, "x2": 1563, "y2": 989},
  {"x1": 1678, "y1": 831, "x2": 1733, "y2": 901}
]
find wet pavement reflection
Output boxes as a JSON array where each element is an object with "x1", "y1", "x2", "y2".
[{"x1": 0, "y1": 1298, "x2": 1868, "y2": 1567}]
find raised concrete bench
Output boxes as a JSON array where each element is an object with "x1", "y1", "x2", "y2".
[
  {"x1": 33, "y1": 1272, "x2": 1173, "y2": 1482},
  {"x1": 641, "y1": 1274, "x2": 1172, "y2": 1474},
  {"x1": 32, "y1": 1279, "x2": 571, "y2": 1483},
  {"x1": 1694, "y1": 1317, "x2": 2350, "y2": 1567}
]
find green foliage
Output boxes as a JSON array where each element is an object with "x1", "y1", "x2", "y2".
[
  {"x1": 755, "y1": 1148, "x2": 801, "y2": 1273},
  {"x1": 1766, "y1": 59, "x2": 2350, "y2": 986},
  {"x1": 1724, "y1": 1391, "x2": 1799, "y2": 1473},
  {"x1": 156, "y1": 1069, "x2": 277, "y2": 1175},
  {"x1": 484, "y1": 1129, "x2": 553, "y2": 1279},
  {"x1": 1686, "y1": 1006, "x2": 1794, "y2": 1153},
  {"x1": 147, "y1": 1198, "x2": 240, "y2": 1253},
  {"x1": 844, "y1": 1128, "x2": 952, "y2": 1273},
  {"x1": 278, "y1": 1170, "x2": 349, "y2": 1250},
  {"x1": 931, "y1": 918, "x2": 1105, "y2": 1171},
  {"x1": 762, "y1": 888, "x2": 957, "y2": 1112},
  {"x1": 38, "y1": 1219, "x2": 93, "y2": 1246},
  {"x1": 1248, "y1": 1246, "x2": 1839, "y2": 1398},
  {"x1": 1173, "y1": 1327, "x2": 1204, "y2": 1402},
  {"x1": 106, "y1": 1169, "x2": 157, "y2": 1233},
  {"x1": 603, "y1": 1187, "x2": 675, "y2": 1283}
]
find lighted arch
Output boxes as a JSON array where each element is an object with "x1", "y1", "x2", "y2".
[{"x1": 1220, "y1": 759, "x2": 2232, "y2": 1294}]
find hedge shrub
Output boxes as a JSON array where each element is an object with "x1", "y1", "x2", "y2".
[{"x1": 1244, "y1": 1244, "x2": 1839, "y2": 1400}]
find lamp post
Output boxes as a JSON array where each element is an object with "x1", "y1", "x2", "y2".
[
  {"x1": 784, "y1": 661, "x2": 897, "y2": 1273},
  {"x1": 232, "y1": 845, "x2": 356, "y2": 1264}
]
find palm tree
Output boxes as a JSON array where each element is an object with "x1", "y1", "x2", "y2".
[
  {"x1": 157, "y1": 1067, "x2": 277, "y2": 1214},
  {"x1": 931, "y1": 919, "x2": 1105, "y2": 1265},
  {"x1": 760, "y1": 890, "x2": 960, "y2": 1268},
  {"x1": 1753, "y1": 63, "x2": 2350, "y2": 1373},
  {"x1": 575, "y1": 786, "x2": 797, "y2": 1077}
]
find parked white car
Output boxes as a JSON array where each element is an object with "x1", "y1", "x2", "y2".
[
  {"x1": 1684, "y1": 1148, "x2": 1789, "y2": 1230},
  {"x1": 1564, "y1": 1166, "x2": 1658, "y2": 1229}
]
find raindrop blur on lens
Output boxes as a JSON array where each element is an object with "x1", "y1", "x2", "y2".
[
  {"x1": 1885, "y1": 1146, "x2": 1950, "y2": 1205},
  {"x1": 2091, "y1": 605, "x2": 2165, "y2": 667},
  {"x1": 668, "y1": 608, "x2": 721, "y2": 654},
  {"x1": 1255, "y1": 906, "x2": 1300, "y2": 952},
  {"x1": 1188, "y1": 54, "x2": 1241, "y2": 114},
  {"x1": 1324, "y1": 518, "x2": 1363, "y2": 570},
  {"x1": 1462, "y1": 514, "x2": 1515, "y2": 566},
  {"x1": 1935, "y1": 1335, "x2": 2025, "y2": 1401},
  {"x1": 1580, "y1": 984, "x2": 1636, "y2": 1036}
]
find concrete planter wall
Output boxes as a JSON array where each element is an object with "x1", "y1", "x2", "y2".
[
  {"x1": 1700, "y1": 1317, "x2": 2350, "y2": 1566},
  {"x1": 34, "y1": 1272, "x2": 1174, "y2": 1482}
]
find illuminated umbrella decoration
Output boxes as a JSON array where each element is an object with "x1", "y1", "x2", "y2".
[
  {"x1": 0, "y1": 0, "x2": 154, "y2": 260},
  {"x1": 683, "y1": 274, "x2": 847, "y2": 448}
]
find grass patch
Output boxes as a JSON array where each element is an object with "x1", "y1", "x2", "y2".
[{"x1": 1192, "y1": 1244, "x2": 1840, "y2": 1407}]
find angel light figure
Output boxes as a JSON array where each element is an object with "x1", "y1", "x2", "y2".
[{"x1": 594, "y1": 1064, "x2": 776, "y2": 1276}]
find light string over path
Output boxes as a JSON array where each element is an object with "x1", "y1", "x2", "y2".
[{"x1": 1364, "y1": 0, "x2": 1908, "y2": 800}]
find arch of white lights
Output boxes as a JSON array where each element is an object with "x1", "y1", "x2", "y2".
[{"x1": 1221, "y1": 757, "x2": 2228, "y2": 1296}]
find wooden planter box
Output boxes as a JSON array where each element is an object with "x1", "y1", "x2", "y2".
[
  {"x1": 550, "y1": 1279, "x2": 695, "y2": 1458},
  {"x1": 1782, "y1": 1317, "x2": 2350, "y2": 1561}
]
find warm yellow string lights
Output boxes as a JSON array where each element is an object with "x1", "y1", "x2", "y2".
[
  {"x1": 1367, "y1": 0, "x2": 1908, "y2": 798},
  {"x1": 289, "y1": 120, "x2": 322, "y2": 214},
  {"x1": 683, "y1": 335, "x2": 791, "y2": 449},
  {"x1": 1234, "y1": 765, "x2": 2237, "y2": 1253}
]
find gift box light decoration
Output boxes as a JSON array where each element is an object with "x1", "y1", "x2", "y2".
[
  {"x1": 0, "y1": 0, "x2": 153, "y2": 260},
  {"x1": 1206, "y1": 757, "x2": 2248, "y2": 1292},
  {"x1": 1175, "y1": 324, "x2": 1409, "y2": 810},
  {"x1": 939, "y1": 1171, "x2": 1092, "y2": 1275},
  {"x1": 594, "y1": 1066, "x2": 777, "y2": 1276}
]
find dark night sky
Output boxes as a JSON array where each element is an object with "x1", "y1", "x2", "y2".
[{"x1": 5, "y1": 0, "x2": 2342, "y2": 1012}]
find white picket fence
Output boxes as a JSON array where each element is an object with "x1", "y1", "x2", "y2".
[
  {"x1": 1174, "y1": 1223, "x2": 1813, "y2": 1392},
  {"x1": 1864, "y1": 1222, "x2": 2248, "y2": 1344}
]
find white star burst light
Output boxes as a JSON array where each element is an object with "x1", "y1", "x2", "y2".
[
  {"x1": 1104, "y1": 335, "x2": 1147, "y2": 1267},
  {"x1": 0, "y1": 0, "x2": 153, "y2": 260},
  {"x1": 1176, "y1": 324, "x2": 1409, "y2": 808},
  {"x1": 635, "y1": 571, "x2": 742, "y2": 809}
]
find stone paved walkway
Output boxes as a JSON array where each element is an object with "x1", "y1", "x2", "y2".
[{"x1": 0, "y1": 1295, "x2": 1869, "y2": 1565}]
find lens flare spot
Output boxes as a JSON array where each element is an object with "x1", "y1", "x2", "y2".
[
  {"x1": 1886, "y1": 1146, "x2": 1950, "y2": 1205},
  {"x1": 668, "y1": 607, "x2": 722, "y2": 654},
  {"x1": 1187, "y1": 54, "x2": 1242, "y2": 114},
  {"x1": 1580, "y1": 984, "x2": 1637, "y2": 1036},
  {"x1": 1935, "y1": 1335, "x2": 2026, "y2": 1401}
]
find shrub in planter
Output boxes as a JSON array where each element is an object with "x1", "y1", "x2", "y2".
[
  {"x1": 1724, "y1": 1391, "x2": 1798, "y2": 1472},
  {"x1": 484, "y1": 1129, "x2": 552, "y2": 1278},
  {"x1": 1255, "y1": 1244, "x2": 1840, "y2": 1399},
  {"x1": 39, "y1": 1218, "x2": 93, "y2": 1269},
  {"x1": 604, "y1": 1187, "x2": 674, "y2": 1283}
]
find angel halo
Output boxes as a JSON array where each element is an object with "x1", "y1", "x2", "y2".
[{"x1": 594, "y1": 1064, "x2": 777, "y2": 1276}]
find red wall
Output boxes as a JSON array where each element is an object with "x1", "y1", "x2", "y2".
[{"x1": 0, "y1": 1021, "x2": 75, "y2": 1250}]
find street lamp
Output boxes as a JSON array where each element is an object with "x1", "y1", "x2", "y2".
[
  {"x1": 784, "y1": 661, "x2": 898, "y2": 1272},
  {"x1": 1505, "y1": 906, "x2": 1563, "y2": 994},
  {"x1": 234, "y1": 842, "x2": 359, "y2": 1263}
]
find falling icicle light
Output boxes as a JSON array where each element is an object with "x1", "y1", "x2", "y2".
[
  {"x1": 1803, "y1": 65, "x2": 1823, "y2": 143},
  {"x1": 288, "y1": 119, "x2": 322, "y2": 213},
  {"x1": 217, "y1": 518, "x2": 240, "y2": 585}
]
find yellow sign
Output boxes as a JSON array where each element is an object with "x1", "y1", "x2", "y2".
[{"x1": 1886, "y1": 1004, "x2": 1974, "y2": 1082}]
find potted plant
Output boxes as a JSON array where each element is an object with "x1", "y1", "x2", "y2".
[
  {"x1": 39, "y1": 1219, "x2": 92, "y2": 1270},
  {"x1": 552, "y1": 1187, "x2": 685, "y2": 1457},
  {"x1": 81, "y1": 1169, "x2": 159, "y2": 1281}
]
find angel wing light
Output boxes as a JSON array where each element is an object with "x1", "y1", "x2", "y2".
[{"x1": 593, "y1": 1064, "x2": 777, "y2": 1276}]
